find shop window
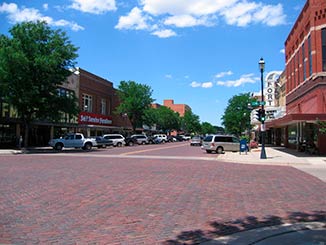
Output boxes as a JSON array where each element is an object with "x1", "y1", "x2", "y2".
[
  {"x1": 288, "y1": 125, "x2": 297, "y2": 145},
  {"x1": 82, "y1": 94, "x2": 92, "y2": 112},
  {"x1": 101, "y1": 98, "x2": 106, "y2": 115},
  {"x1": 322, "y1": 28, "x2": 326, "y2": 71}
]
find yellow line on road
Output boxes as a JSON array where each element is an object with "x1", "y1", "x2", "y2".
[{"x1": 121, "y1": 143, "x2": 189, "y2": 155}]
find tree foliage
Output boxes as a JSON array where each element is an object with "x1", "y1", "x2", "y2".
[
  {"x1": 0, "y1": 21, "x2": 79, "y2": 146},
  {"x1": 148, "y1": 106, "x2": 180, "y2": 133},
  {"x1": 200, "y1": 122, "x2": 216, "y2": 135},
  {"x1": 116, "y1": 80, "x2": 154, "y2": 132},
  {"x1": 182, "y1": 110, "x2": 201, "y2": 134},
  {"x1": 221, "y1": 93, "x2": 252, "y2": 136}
]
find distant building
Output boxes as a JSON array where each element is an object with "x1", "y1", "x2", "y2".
[{"x1": 163, "y1": 99, "x2": 191, "y2": 116}]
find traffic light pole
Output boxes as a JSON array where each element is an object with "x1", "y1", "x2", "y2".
[{"x1": 259, "y1": 58, "x2": 267, "y2": 159}]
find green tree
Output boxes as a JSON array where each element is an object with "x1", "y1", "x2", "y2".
[
  {"x1": 200, "y1": 122, "x2": 216, "y2": 135},
  {"x1": 143, "y1": 106, "x2": 180, "y2": 133},
  {"x1": 221, "y1": 93, "x2": 252, "y2": 136},
  {"x1": 116, "y1": 80, "x2": 154, "y2": 132},
  {"x1": 182, "y1": 110, "x2": 201, "y2": 134},
  {"x1": 0, "y1": 21, "x2": 79, "y2": 146}
]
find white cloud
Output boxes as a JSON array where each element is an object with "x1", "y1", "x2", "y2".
[
  {"x1": 215, "y1": 70, "x2": 233, "y2": 78},
  {"x1": 165, "y1": 74, "x2": 172, "y2": 79},
  {"x1": 217, "y1": 73, "x2": 258, "y2": 87},
  {"x1": 43, "y1": 4, "x2": 49, "y2": 11},
  {"x1": 116, "y1": 0, "x2": 287, "y2": 37},
  {"x1": 202, "y1": 82, "x2": 213, "y2": 88},
  {"x1": 190, "y1": 81, "x2": 201, "y2": 88},
  {"x1": 280, "y1": 49, "x2": 285, "y2": 54},
  {"x1": 115, "y1": 7, "x2": 150, "y2": 30},
  {"x1": 70, "y1": 0, "x2": 116, "y2": 14},
  {"x1": 0, "y1": 2, "x2": 84, "y2": 31},
  {"x1": 164, "y1": 14, "x2": 214, "y2": 28},
  {"x1": 190, "y1": 81, "x2": 213, "y2": 88},
  {"x1": 151, "y1": 29, "x2": 176, "y2": 38}
]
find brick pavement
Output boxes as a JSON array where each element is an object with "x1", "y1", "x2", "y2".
[{"x1": 0, "y1": 154, "x2": 325, "y2": 244}]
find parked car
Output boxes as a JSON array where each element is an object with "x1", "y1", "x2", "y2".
[
  {"x1": 130, "y1": 134, "x2": 149, "y2": 144},
  {"x1": 190, "y1": 136, "x2": 202, "y2": 146},
  {"x1": 153, "y1": 134, "x2": 168, "y2": 143},
  {"x1": 167, "y1": 135, "x2": 177, "y2": 142},
  {"x1": 175, "y1": 135, "x2": 185, "y2": 141},
  {"x1": 125, "y1": 136, "x2": 138, "y2": 146},
  {"x1": 92, "y1": 136, "x2": 113, "y2": 148},
  {"x1": 201, "y1": 135, "x2": 240, "y2": 154},
  {"x1": 103, "y1": 134, "x2": 125, "y2": 147},
  {"x1": 48, "y1": 133, "x2": 97, "y2": 151},
  {"x1": 148, "y1": 135, "x2": 163, "y2": 144}
]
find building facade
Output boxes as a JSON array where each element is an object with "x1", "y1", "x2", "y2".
[
  {"x1": 163, "y1": 99, "x2": 191, "y2": 116},
  {"x1": 267, "y1": 0, "x2": 326, "y2": 154},
  {"x1": 0, "y1": 68, "x2": 132, "y2": 148}
]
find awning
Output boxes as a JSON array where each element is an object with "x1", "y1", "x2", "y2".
[{"x1": 266, "y1": 113, "x2": 326, "y2": 128}]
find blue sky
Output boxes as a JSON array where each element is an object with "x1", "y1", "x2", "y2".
[{"x1": 0, "y1": 0, "x2": 306, "y2": 126}]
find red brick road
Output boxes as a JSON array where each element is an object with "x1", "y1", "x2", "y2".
[{"x1": 0, "y1": 151, "x2": 325, "y2": 244}]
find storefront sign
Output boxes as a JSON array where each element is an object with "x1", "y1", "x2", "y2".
[
  {"x1": 78, "y1": 112, "x2": 112, "y2": 126},
  {"x1": 265, "y1": 71, "x2": 281, "y2": 107}
]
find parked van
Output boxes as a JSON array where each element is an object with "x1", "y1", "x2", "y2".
[
  {"x1": 201, "y1": 135, "x2": 239, "y2": 154},
  {"x1": 103, "y1": 134, "x2": 125, "y2": 147}
]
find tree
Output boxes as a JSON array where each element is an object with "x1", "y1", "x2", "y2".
[
  {"x1": 200, "y1": 122, "x2": 216, "y2": 135},
  {"x1": 116, "y1": 80, "x2": 154, "y2": 132},
  {"x1": 182, "y1": 110, "x2": 201, "y2": 134},
  {"x1": 221, "y1": 93, "x2": 252, "y2": 136},
  {"x1": 0, "y1": 21, "x2": 79, "y2": 147}
]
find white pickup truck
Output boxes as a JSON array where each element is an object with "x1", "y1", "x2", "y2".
[{"x1": 48, "y1": 133, "x2": 97, "y2": 151}]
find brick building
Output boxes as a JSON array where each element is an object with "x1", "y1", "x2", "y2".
[
  {"x1": 0, "y1": 68, "x2": 132, "y2": 147},
  {"x1": 267, "y1": 0, "x2": 326, "y2": 154},
  {"x1": 163, "y1": 99, "x2": 191, "y2": 116}
]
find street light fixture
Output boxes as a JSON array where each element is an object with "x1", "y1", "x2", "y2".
[{"x1": 259, "y1": 58, "x2": 267, "y2": 159}]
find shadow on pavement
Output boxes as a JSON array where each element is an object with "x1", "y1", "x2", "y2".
[
  {"x1": 272, "y1": 146, "x2": 324, "y2": 158},
  {"x1": 163, "y1": 211, "x2": 326, "y2": 244}
]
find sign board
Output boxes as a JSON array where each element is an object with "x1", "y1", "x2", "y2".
[{"x1": 78, "y1": 112, "x2": 112, "y2": 126}]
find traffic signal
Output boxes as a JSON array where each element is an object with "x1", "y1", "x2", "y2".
[
  {"x1": 255, "y1": 109, "x2": 262, "y2": 122},
  {"x1": 261, "y1": 109, "x2": 266, "y2": 122}
]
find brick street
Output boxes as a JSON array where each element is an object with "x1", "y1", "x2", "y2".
[{"x1": 0, "y1": 144, "x2": 325, "y2": 244}]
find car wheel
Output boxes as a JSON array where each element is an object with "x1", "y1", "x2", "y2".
[
  {"x1": 128, "y1": 141, "x2": 134, "y2": 146},
  {"x1": 83, "y1": 143, "x2": 92, "y2": 151},
  {"x1": 117, "y1": 142, "x2": 122, "y2": 147},
  {"x1": 206, "y1": 150, "x2": 212, "y2": 153},
  {"x1": 55, "y1": 143, "x2": 63, "y2": 151},
  {"x1": 216, "y1": 147, "x2": 223, "y2": 154}
]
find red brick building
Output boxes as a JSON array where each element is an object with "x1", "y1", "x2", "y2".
[
  {"x1": 267, "y1": 0, "x2": 326, "y2": 154},
  {"x1": 163, "y1": 99, "x2": 191, "y2": 116}
]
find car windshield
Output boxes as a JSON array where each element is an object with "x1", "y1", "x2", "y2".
[{"x1": 203, "y1": 136, "x2": 213, "y2": 142}]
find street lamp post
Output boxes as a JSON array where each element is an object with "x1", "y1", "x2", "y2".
[{"x1": 259, "y1": 58, "x2": 267, "y2": 159}]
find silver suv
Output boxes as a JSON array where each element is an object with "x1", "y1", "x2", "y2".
[
  {"x1": 131, "y1": 134, "x2": 148, "y2": 144},
  {"x1": 201, "y1": 135, "x2": 239, "y2": 154},
  {"x1": 103, "y1": 134, "x2": 125, "y2": 147}
]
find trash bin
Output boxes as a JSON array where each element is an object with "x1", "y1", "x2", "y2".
[{"x1": 239, "y1": 139, "x2": 248, "y2": 154}]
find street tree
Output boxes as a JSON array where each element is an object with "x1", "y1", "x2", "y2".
[
  {"x1": 182, "y1": 110, "x2": 201, "y2": 134},
  {"x1": 221, "y1": 93, "x2": 252, "y2": 137},
  {"x1": 116, "y1": 80, "x2": 154, "y2": 132},
  {"x1": 200, "y1": 122, "x2": 216, "y2": 135},
  {"x1": 0, "y1": 21, "x2": 79, "y2": 147}
]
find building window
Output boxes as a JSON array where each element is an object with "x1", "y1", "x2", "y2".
[
  {"x1": 82, "y1": 94, "x2": 92, "y2": 112},
  {"x1": 322, "y1": 28, "x2": 326, "y2": 71},
  {"x1": 302, "y1": 43, "x2": 306, "y2": 80},
  {"x1": 308, "y1": 35, "x2": 312, "y2": 76},
  {"x1": 101, "y1": 98, "x2": 106, "y2": 115}
]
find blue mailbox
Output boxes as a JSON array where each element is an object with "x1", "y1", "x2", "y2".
[{"x1": 239, "y1": 139, "x2": 248, "y2": 154}]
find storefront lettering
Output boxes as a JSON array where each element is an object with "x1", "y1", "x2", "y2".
[{"x1": 78, "y1": 112, "x2": 112, "y2": 126}]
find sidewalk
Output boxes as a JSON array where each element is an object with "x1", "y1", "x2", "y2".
[{"x1": 217, "y1": 146, "x2": 326, "y2": 182}]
